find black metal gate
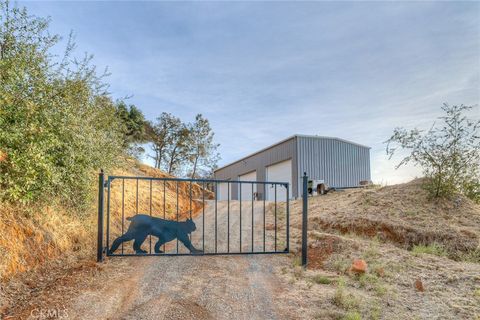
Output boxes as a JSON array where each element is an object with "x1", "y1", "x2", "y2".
[{"x1": 97, "y1": 171, "x2": 290, "y2": 260}]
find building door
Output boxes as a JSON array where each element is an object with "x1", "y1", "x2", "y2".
[
  {"x1": 217, "y1": 181, "x2": 230, "y2": 200},
  {"x1": 266, "y1": 159, "x2": 292, "y2": 201},
  {"x1": 238, "y1": 171, "x2": 257, "y2": 201}
]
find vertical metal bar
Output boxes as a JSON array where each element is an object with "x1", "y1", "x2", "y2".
[
  {"x1": 190, "y1": 181, "x2": 192, "y2": 219},
  {"x1": 149, "y1": 179, "x2": 152, "y2": 254},
  {"x1": 251, "y1": 183, "x2": 254, "y2": 252},
  {"x1": 176, "y1": 181, "x2": 179, "y2": 254},
  {"x1": 106, "y1": 176, "x2": 111, "y2": 255},
  {"x1": 263, "y1": 185, "x2": 266, "y2": 252},
  {"x1": 121, "y1": 179, "x2": 125, "y2": 254},
  {"x1": 286, "y1": 183, "x2": 290, "y2": 252},
  {"x1": 227, "y1": 182, "x2": 230, "y2": 253},
  {"x1": 163, "y1": 180, "x2": 166, "y2": 253},
  {"x1": 302, "y1": 173, "x2": 308, "y2": 267},
  {"x1": 97, "y1": 170, "x2": 104, "y2": 262},
  {"x1": 215, "y1": 181, "x2": 217, "y2": 253},
  {"x1": 239, "y1": 182, "x2": 242, "y2": 253},
  {"x1": 274, "y1": 183, "x2": 277, "y2": 252},
  {"x1": 136, "y1": 178, "x2": 139, "y2": 213},
  {"x1": 202, "y1": 181, "x2": 205, "y2": 252},
  {"x1": 189, "y1": 180, "x2": 193, "y2": 254}
]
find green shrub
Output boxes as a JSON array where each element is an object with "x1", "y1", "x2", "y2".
[
  {"x1": 312, "y1": 274, "x2": 333, "y2": 285},
  {"x1": 411, "y1": 243, "x2": 447, "y2": 257},
  {"x1": 0, "y1": 2, "x2": 124, "y2": 211},
  {"x1": 343, "y1": 312, "x2": 362, "y2": 320}
]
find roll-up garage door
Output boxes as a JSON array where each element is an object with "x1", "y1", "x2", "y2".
[
  {"x1": 238, "y1": 171, "x2": 257, "y2": 201},
  {"x1": 266, "y1": 159, "x2": 292, "y2": 201}
]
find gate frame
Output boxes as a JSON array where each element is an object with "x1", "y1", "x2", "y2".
[{"x1": 97, "y1": 172, "x2": 298, "y2": 261}]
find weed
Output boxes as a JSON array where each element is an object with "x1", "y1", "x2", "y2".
[
  {"x1": 374, "y1": 283, "x2": 388, "y2": 297},
  {"x1": 312, "y1": 274, "x2": 333, "y2": 285},
  {"x1": 474, "y1": 288, "x2": 480, "y2": 299},
  {"x1": 358, "y1": 273, "x2": 379, "y2": 288},
  {"x1": 292, "y1": 255, "x2": 302, "y2": 267},
  {"x1": 356, "y1": 273, "x2": 388, "y2": 297},
  {"x1": 293, "y1": 266, "x2": 304, "y2": 279},
  {"x1": 331, "y1": 257, "x2": 350, "y2": 273},
  {"x1": 333, "y1": 280, "x2": 358, "y2": 310},
  {"x1": 362, "y1": 242, "x2": 380, "y2": 261},
  {"x1": 458, "y1": 249, "x2": 480, "y2": 263},
  {"x1": 370, "y1": 303, "x2": 382, "y2": 320},
  {"x1": 343, "y1": 311, "x2": 362, "y2": 320},
  {"x1": 411, "y1": 243, "x2": 447, "y2": 257}
]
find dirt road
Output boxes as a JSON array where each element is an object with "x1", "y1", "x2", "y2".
[
  {"x1": 66, "y1": 255, "x2": 295, "y2": 320},
  {"x1": 61, "y1": 200, "x2": 297, "y2": 320}
]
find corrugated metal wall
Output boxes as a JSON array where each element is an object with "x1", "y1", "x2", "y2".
[
  {"x1": 296, "y1": 136, "x2": 371, "y2": 196},
  {"x1": 214, "y1": 135, "x2": 371, "y2": 199},
  {"x1": 214, "y1": 137, "x2": 297, "y2": 199}
]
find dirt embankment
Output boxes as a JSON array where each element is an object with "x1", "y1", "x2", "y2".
[{"x1": 288, "y1": 179, "x2": 480, "y2": 261}]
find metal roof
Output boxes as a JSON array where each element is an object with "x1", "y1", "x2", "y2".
[{"x1": 215, "y1": 134, "x2": 370, "y2": 173}]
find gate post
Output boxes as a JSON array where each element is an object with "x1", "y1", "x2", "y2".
[
  {"x1": 301, "y1": 172, "x2": 308, "y2": 267},
  {"x1": 97, "y1": 169, "x2": 105, "y2": 262}
]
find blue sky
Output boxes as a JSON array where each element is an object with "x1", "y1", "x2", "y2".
[{"x1": 22, "y1": 1, "x2": 480, "y2": 184}]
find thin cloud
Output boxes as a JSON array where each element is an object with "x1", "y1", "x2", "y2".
[{"x1": 21, "y1": 1, "x2": 480, "y2": 183}]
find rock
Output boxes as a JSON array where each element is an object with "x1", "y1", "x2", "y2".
[
  {"x1": 375, "y1": 267, "x2": 385, "y2": 277},
  {"x1": 414, "y1": 279, "x2": 424, "y2": 292},
  {"x1": 350, "y1": 259, "x2": 367, "y2": 274}
]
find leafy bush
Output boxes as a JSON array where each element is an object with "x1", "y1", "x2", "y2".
[
  {"x1": 0, "y1": 2, "x2": 124, "y2": 211},
  {"x1": 386, "y1": 104, "x2": 480, "y2": 202}
]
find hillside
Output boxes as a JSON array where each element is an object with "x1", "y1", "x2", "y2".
[
  {"x1": 290, "y1": 179, "x2": 480, "y2": 260},
  {"x1": 279, "y1": 180, "x2": 480, "y2": 319},
  {"x1": 0, "y1": 160, "x2": 210, "y2": 314}
]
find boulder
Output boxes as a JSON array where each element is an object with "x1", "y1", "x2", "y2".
[{"x1": 350, "y1": 259, "x2": 367, "y2": 274}]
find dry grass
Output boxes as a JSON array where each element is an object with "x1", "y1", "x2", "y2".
[
  {"x1": 0, "y1": 204, "x2": 95, "y2": 279},
  {"x1": 274, "y1": 179, "x2": 480, "y2": 319},
  {"x1": 289, "y1": 179, "x2": 480, "y2": 261}
]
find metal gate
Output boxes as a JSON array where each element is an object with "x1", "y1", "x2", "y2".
[{"x1": 96, "y1": 171, "x2": 290, "y2": 260}]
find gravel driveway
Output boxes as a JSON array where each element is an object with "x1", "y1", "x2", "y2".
[{"x1": 65, "y1": 200, "x2": 295, "y2": 319}]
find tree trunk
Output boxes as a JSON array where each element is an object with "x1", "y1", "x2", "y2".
[
  {"x1": 168, "y1": 146, "x2": 178, "y2": 174},
  {"x1": 191, "y1": 155, "x2": 199, "y2": 179},
  {"x1": 154, "y1": 150, "x2": 159, "y2": 169}
]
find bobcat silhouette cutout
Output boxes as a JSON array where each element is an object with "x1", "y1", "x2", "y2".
[{"x1": 109, "y1": 214, "x2": 203, "y2": 254}]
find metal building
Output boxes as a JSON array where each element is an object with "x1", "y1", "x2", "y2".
[{"x1": 214, "y1": 134, "x2": 371, "y2": 200}]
